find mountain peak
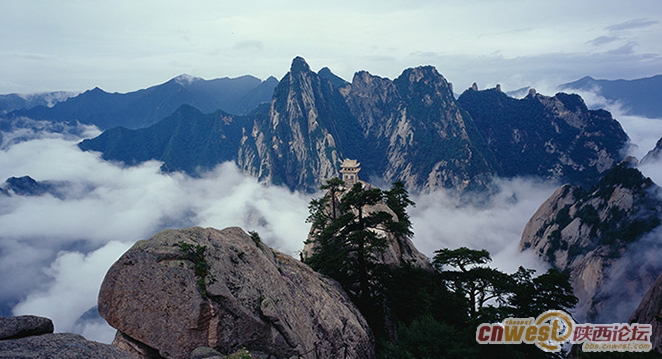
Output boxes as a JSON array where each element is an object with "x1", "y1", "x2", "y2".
[
  {"x1": 401, "y1": 65, "x2": 441, "y2": 78},
  {"x1": 173, "y1": 74, "x2": 202, "y2": 85},
  {"x1": 318, "y1": 67, "x2": 349, "y2": 88},
  {"x1": 290, "y1": 56, "x2": 311, "y2": 74},
  {"x1": 396, "y1": 66, "x2": 450, "y2": 89}
]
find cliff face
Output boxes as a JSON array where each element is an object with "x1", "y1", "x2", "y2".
[
  {"x1": 99, "y1": 226, "x2": 374, "y2": 359},
  {"x1": 236, "y1": 56, "x2": 363, "y2": 191},
  {"x1": 239, "y1": 59, "x2": 496, "y2": 192},
  {"x1": 342, "y1": 68, "x2": 497, "y2": 192},
  {"x1": 458, "y1": 88, "x2": 628, "y2": 187},
  {"x1": 519, "y1": 163, "x2": 662, "y2": 322}
]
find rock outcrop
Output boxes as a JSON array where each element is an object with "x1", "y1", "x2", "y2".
[
  {"x1": 0, "y1": 315, "x2": 133, "y2": 358},
  {"x1": 367, "y1": 201, "x2": 431, "y2": 270},
  {"x1": 519, "y1": 163, "x2": 662, "y2": 322},
  {"x1": 99, "y1": 226, "x2": 374, "y2": 359},
  {"x1": 0, "y1": 175, "x2": 64, "y2": 198},
  {"x1": 629, "y1": 271, "x2": 662, "y2": 352}
]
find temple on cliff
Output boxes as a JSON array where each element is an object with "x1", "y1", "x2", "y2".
[{"x1": 340, "y1": 159, "x2": 361, "y2": 186}]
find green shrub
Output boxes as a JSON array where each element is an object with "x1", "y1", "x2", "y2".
[{"x1": 177, "y1": 241, "x2": 211, "y2": 298}]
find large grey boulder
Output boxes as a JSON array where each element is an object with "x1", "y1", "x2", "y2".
[
  {"x1": 0, "y1": 315, "x2": 53, "y2": 340},
  {"x1": 99, "y1": 226, "x2": 374, "y2": 359}
]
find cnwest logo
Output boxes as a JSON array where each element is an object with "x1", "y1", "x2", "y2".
[{"x1": 476, "y1": 310, "x2": 652, "y2": 353}]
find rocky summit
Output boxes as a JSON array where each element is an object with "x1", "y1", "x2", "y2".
[{"x1": 98, "y1": 226, "x2": 374, "y2": 359}]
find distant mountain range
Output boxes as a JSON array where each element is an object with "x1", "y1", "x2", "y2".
[
  {"x1": 559, "y1": 75, "x2": 662, "y2": 118},
  {"x1": 0, "y1": 91, "x2": 78, "y2": 114},
  {"x1": 79, "y1": 57, "x2": 629, "y2": 192},
  {"x1": 3, "y1": 75, "x2": 278, "y2": 130}
]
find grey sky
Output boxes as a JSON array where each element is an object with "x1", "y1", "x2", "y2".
[{"x1": 1, "y1": 0, "x2": 661, "y2": 94}]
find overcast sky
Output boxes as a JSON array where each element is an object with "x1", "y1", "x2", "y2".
[{"x1": 1, "y1": 0, "x2": 661, "y2": 94}]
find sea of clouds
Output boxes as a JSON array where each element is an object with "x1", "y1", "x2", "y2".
[{"x1": 0, "y1": 89, "x2": 660, "y2": 343}]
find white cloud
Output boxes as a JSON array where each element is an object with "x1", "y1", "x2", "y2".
[
  {"x1": 409, "y1": 177, "x2": 556, "y2": 274},
  {"x1": 0, "y1": 125, "x2": 555, "y2": 343},
  {"x1": 12, "y1": 241, "x2": 131, "y2": 343}
]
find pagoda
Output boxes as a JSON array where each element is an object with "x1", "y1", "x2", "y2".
[{"x1": 340, "y1": 159, "x2": 361, "y2": 187}]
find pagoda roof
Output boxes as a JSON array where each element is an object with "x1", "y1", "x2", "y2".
[{"x1": 341, "y1": 159, "x2": 360, "y2": 168}]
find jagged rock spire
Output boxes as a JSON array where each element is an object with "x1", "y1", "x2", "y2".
[{"x1": 290, "y1": 56, "x2": 311, "y2": 74}]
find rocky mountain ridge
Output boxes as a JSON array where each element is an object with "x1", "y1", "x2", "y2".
[
  {"x1": 79, "y1": 57, "x2": 629, "y2": 193},
  {"x1": 642, "y1": 137, "x2": 662, "y2": 165},
  {"x1": 79, "y1": 105, "x2": 250, "y2": 175},
  {"x1": 629, "y1": 270, "x2": 662, "y2": 352},
  {"x1": 0, "y1": 91, "x2": 77, "y2": 114},
  {"x1": 458, "y1": 87, "x2": 628, "y2": 187},
  {"x1": 341, "y1": 66, "x2": 497, "y2": 191}
]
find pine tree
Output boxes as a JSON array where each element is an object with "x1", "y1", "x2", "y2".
[
  {"x1": 305, "y1": 180, "x2": 416, "y2": 306},
  {"x1": 384, "y1": 180, "x2": 415, "y2": 238}
]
